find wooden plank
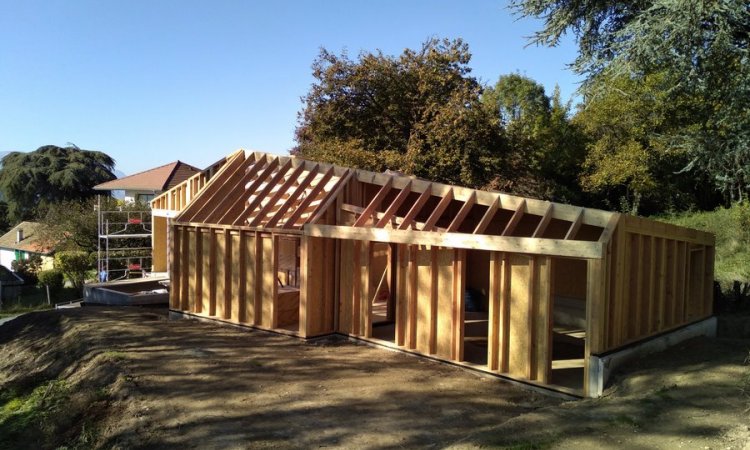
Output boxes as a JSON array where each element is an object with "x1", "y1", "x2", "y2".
[
  {"x1": 675, "y1": 241, "x2": 687, "y2": 324},
  {"x1": 354, "y1": 177, "x2": 394, "y2": 227},
  {"x1": 423, "y1": 189, "x2": 454, "y2": 231},
  {"x1": 586, "y1": 258, "x2": 607, "y2": 355},
  {"x1": 395, "y1": 244, "x2": 408, "y2": 346},
  {"x1": 283, "y1": 167, "x2": 335, "y2": 229},
  {"x1": 446, "y1": 191, "x2": 476, "y2": 232},
  {"x1": 704, "y1": 246, "x2": 715, "y2": 316},
  {"x1": 502, "y1": 199, "x2": 526, "y2": 236},
  {"x1": 305, "y1": 224, "x2": 605, "y2": 259},
  {"x1": 186, "y1": 227, "x2": 195, "y2": 312},
  {"x1": 375, "y1": 181, "x2": 412, "y2": 228},
  {"x1": 646, "y1": 236, "x2": 657, "y2": 334},
  {"x1": 473, "y1": 196, "x2": 500, "y2": 234},
  {"x1": 243, "y1": 233, "x2": 257, "y2": 324},
  {"x1": 398, "y1": 184, "x2": 432, "y2": 230},
  {"x1": 565, "y1": 209, "x2": 584, "y2": 240},
  {"x1": 198, "y1": 230, "x2": 210, "y2": 314},
  {"x1": 216, "y1": 157, "x2": 279, "y2": 224},
  {"x1": 247, "y1": 163, "x2": 306, "y2": 227},
  {"x1": 265, "y1": 165, "x2": 320, "y2": 228},
  {"x1": 338, "y1": 239, "x2": 354, "y2": 334},
  {"x1": 416, "y1": 245, "x2": 433, "y2": 354},
  {"x1": 499, "y1": 253, "x2": 510, "y2": 373},
  {"x1": 508, "y1": 254, "x2": 532, "y2": 379},
  {"x1": 487, "y1": 252, "x2": 501, "y2": 371},
  {"x1": 190, "y1": 155, "x2": 254, "y2": 223},
  {"x1": 360, "y1": 241, "x2": 372, "y2": 338},
  {"x1": 214, "y1": 230, "x2": 226, "y2": 319},
  {"x1": 656, "y1": 238, "x2": 667, "y2": 332},
  {"x1": 233, "y1": 159, "x2": 294, "y2": 226},
  {"x1": 352, "y1": 241, "x2": 362, "y2": 336},
  {"x1": 532, "y1": 204, "x2": 554, "y2": 237},
  {"x1": 258, "y1": 236, "x2": 277, "y2": 328},
  {"x1": 178, "y1": 152, "x2": 248, "y2": 222},
  {"x1": 534, "y1": 256, "x2": 552, "y2": 383},
  {"x1": 309, "y1": 169, "x2": 354, "y2": 225},
  {"x1": 170, "y1": 224, "x2": 180, "y2": 309},
  {"x1": 453, "y1": 249, "x2": 466, "y2": 361},
  {"x1": 407, "y1": 245, "x2": 418, "y2": 349},
  {"x1": 231, "y1": 232, "x2": 242, "y2": 321}
]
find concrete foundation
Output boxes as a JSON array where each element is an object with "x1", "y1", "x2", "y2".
[
  {"x1": 84, "y1": 278, "x2": 169, "y2": 306},
  {"x1": 587, "y1": 316, "x2": 718, "y2": 397}
]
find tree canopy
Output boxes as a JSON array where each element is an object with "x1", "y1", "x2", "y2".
[
  {"x1": 512, "y1": 0, "x2": 750, "y2": 203},
  {"x1": 0, "y1": 145, "x2": 116, "y2": 222},
  {"x1": 294, "y1": 38, "x2": 507, "y2": 188}
]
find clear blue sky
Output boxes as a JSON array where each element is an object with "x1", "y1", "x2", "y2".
[{"x1": 0, "y1": 0, "x2": 580, "y2": 175}]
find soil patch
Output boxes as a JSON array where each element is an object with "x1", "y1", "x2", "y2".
[{"x1": 1, "y1": 307, "x2": 748, "y2": 449}]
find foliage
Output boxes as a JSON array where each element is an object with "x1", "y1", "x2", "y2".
[
  {"x1": 11, "y1": 255, "x2": 42, "y2": 285},
  {"x1": 54, "y1": 251, "x2": 94, "y2": 293},
  {"x1": 483, "y1": 74, "x2": 585, "y2": 202},
  {"x1": 658, "y1": 202, "x2": 750, "y2": 287},
  {"x1": 294, "y1": 38, "x2": 507, "y2": 188},
  {"x1": 0, "y1": 380, "x2": 70, "y2": 448},
  {"x1": 37, "y1": 269, "x2": 64, "y2": 292},
  {"x1": 0, "y1": 145, "x2": 116, "y2": 222},
  {"x1": 512, "y1": 0, "x2": 750, "y2": 204}
]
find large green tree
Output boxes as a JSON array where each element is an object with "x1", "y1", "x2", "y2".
[
  {"x1": 0, "y1": 145, "x2": 116, "y2": 222},
  {"x1": 483, "y1": 74, "x2": 585, "y2": 202},
  {"x1": 513, "y1": 0, "x2": 750, "y2": 204},
  {"x1": 294, "y1": 38, "x2": 507, "y2": 188}
]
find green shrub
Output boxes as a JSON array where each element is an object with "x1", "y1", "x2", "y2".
[
  {"x1": 37, "y1": 269, "x2": 64, "y2": 292},
  {"x1": 54, "y1": 251, "x2": 94, "y2": 294}
]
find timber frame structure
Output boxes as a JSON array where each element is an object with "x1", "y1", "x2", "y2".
[{"x1": 152, "y1": 150, "x2": 715, "y2": 397}]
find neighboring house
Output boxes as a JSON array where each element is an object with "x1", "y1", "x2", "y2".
[
  {"x1": 0, "y1": 222, "x2": 55, "y2": 271},
  {"x1": 0, "y1": 265, "x2": 24, "y2": 304},
  {"x1": 93, "y1": 161, "x2": 201, "y2": 204}
]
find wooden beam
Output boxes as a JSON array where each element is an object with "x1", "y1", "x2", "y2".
[
  {"x1": 232, "y1": 159, "x2": 294, "y2": 226},
  {"x1": 264, "y1": 164, "x2": 320, "y2": 229},
  {"x1": 565, "y1": 209, "x2": 584, "y2": 240},
  {"x1": 423, "y1": 188, "x2": 454, "y2": 231},
  {"x1": 375, "y1": 181, "x2": 412, "y2": 228},
  {"x1": 247, "y1": 163, "x2": 306, "y2": 227},
  {"x1": 447, "y1": 191, "x2": 476, "y2": 232},
  {"x1": 473, "y1": 196, "x2": 500, "y2": 234},
  {"x1": 305, "y1": 224, "x2": 605, "y2": 259},
  {"x1": 178, "y1": 152, "x2": 250, "y2": 223},
  {"x1": 308, "y1": 169, "x2": 355, "y2": 225},
  {"x1": 354, "y1": 176, "x2": 394, "y2": 227},
  {"x1": 216, "y1": 157, "x2": 278, "y2": 224},
  {"x1": 502, "y1": 199, "x2": 526, "y2": 236},
  {"x1": 282, "y1": 167, "x2": 335, "y2": 229},
  {"x1": 398, "y1": 185, "x2": 432, "y2": 230},
  {"x1": 532, "y1": 204, "x2": 553, "y2": 238}
]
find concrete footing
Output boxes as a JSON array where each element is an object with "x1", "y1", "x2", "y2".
[{"x1": 587, "y1": 316, "x2": 718, "y2": 397}]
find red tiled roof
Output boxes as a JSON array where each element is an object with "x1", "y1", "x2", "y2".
[
  {"x1": 0, "y1": 222, "x2": 54, "y2": 255},
  {"x1": 94, "y1": 161, "x2": 200, "y2": 192}
]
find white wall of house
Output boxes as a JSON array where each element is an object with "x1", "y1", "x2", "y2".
[
  {"x1": 124, "y1": 190, "x2": 157, "y2": 204},
  {"x1": 0, "y1": 249, "x2": 54, "y2": 271}
]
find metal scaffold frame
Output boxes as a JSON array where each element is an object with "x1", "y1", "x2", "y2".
[{"x1": 97, "y1": 196, "x2": 153, "y2": 282}]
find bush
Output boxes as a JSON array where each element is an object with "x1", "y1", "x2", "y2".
[
  {"x1": 54, "y1": 251, "x2": 94, "y2": 294},
  {"x1": 38, "y1": 269, "x2": 64, "y2": 292},
  {"x1": 10, "y1": 255, "x2": 42, "y2": 285}
]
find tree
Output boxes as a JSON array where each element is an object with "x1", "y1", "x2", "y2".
[
  {"x1": 483, "y1": 74, "x2": 586, "y2": 202},
  {"x1": 37, "y1": 198, "x2": 101, "y2": 253},
  {"x1": 55, "y1": 250, "x2": 94, "y2": 294},
  {"x1": 0, "y1": 145, "x2": 116, "y2": 222},
  {"x1": 512, "y1": 0, "x2": 750, "y2": 204},
  {"x1": 295, "y1": 38, "x2": 507, "y2": 188}
]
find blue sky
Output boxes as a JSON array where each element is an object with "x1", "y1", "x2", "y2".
[{"x1": 0, "y1": 0, "x2": 580, "y2": 175}]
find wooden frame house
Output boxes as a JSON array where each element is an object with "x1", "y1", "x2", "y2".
[{"x1": 152, "y1": 150, "x2": 715, "y2": 397}]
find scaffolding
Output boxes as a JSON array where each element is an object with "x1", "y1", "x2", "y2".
[{"x1": 97, "y1": 196, "x2": 153, "y2": 282}]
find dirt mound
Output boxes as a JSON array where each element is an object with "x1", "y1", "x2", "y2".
[{"x1": 1, "y1": 307, "x2": 748, "y2": 449}]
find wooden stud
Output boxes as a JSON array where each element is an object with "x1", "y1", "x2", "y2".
[
  {"x1": 452, "y1": 248, "x2": 466, "y2": 361},
  {"x1": 233, "y1": 159, "x2": 294, "y2": 226},
  {"x1": 502, "y1": 199, "x2": 526, "y2": 236},
  {"x1": 534, "y1": 256, "x2": 552, "y2": 383},
  {"x1": 532, "y1": 204, "x2": 554, "y2": 237},
  {"x1": 376, "y1": 181, "x2": 412, "y2": 228},
  {"x1": 308, "y1": 170, "x2": 355, "y2": 225},
  {"x1": 488, "y1": 251, "x2": 501, "y2": 371},
  {"x1": 473, "y1": 196, "x2": 500, "y2": 234},
  {"x1": 282, "y1": 167, "x2": 336, "y2": 229},
  {"x1": 354, "y1": 177, "x2": 394, "y2": 227},
  {"x1": 247, "y1": 163, "x2": 306, "y2": 227},
  {"x1": 398, "y1": 184, "x2": 432, "y2": 230},
  {"x1": 265, "y1": 165, "x2": 320, "y2": 229},
  {"x1": 565, "y1": 209, "x2": 584, "y2": 240},
  {"x1": 216, "y1": 157, "x2": 279, "y2": 224},
  {"x1": 422, "y1": 189, "x2": 454, "y2": 231}
]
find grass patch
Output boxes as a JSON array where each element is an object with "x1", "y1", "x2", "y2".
[
  {"x1": 657, "y1": 202, "x2": 750, "y2": 286},
  {"x1": 0, "y1": 304, "x2": 51, "y2": 319},
  {"x1": 0, "y1": 380, "x2": 70, "y2": 449}
]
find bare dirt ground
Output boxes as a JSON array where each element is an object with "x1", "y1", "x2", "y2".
[{"x1": 0, "y1": 307, "x2": 748, "y2": 449}]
